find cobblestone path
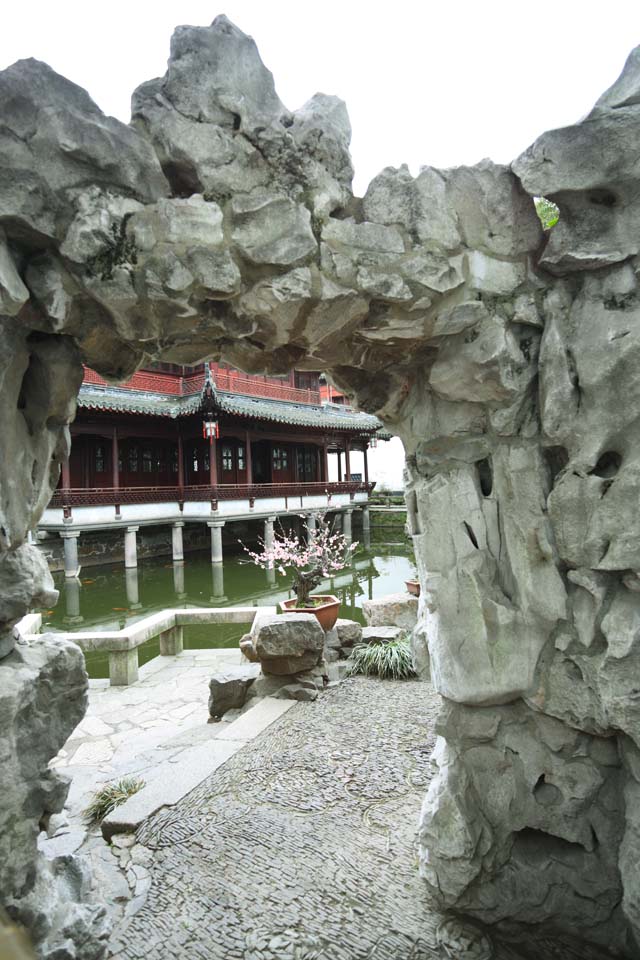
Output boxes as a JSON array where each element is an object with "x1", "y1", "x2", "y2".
[{"x1": 108, "y1": 678, "x2": 607, "y2": 960}]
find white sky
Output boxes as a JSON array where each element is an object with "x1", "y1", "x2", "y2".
[
  {"x1": 2, "y1": 1, "x2": 638, "y2": 486},
  {"x1": 2, "y1": 0, "x2": 639, "y2": 194}
]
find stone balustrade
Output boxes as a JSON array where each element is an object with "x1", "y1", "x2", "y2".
[{"x1": 18, "y1": 607, "x2": 276, "y2": 686}]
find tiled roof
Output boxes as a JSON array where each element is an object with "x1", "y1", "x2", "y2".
[
  {"x1": 214, "y1": 391, "x2": 382, "y2": 432},
  {"x1": 77, "y1": 385, "x2": 202, "y2": 419},
  {"x1": 77, "y1": 383, "x2": 385, "y2": 435}
]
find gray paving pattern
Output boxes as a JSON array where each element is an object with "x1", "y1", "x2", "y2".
[{"x1": 108, "y1": 678, "x2": 611, "y2": 960}]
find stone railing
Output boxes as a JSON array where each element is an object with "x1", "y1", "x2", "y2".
[{"x1": 22, "y1": 607, "x2": 277, "y2": 686}]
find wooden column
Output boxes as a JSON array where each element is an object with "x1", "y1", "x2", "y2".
[
  {"x1": 245, "y1": 430, "x2": 252, "y2": 484},
  {"x1": 363, "y1": 442, "x2": 369, "y2": 484},
  {"x1": 177, "y1": 431, "x2": 184, "y2": 492},
  {"x1": 209, "y1": 435, "x2": 218, "y2": 487},
  {"x1": 61, "y1": 455, "x2": 71, "y2": 490},
  {"x1": 345, "y1": 439, "x2": 351, "y2": 482},
  {"x1": 323, "y1": 445, "x2": 329, "y2": 483},
  {"x1": 337, "y1": 451, "x2": 342, "y2": 482},
  {"x1": 112, "y1": 427, "x2": 119, "y2": 490}
]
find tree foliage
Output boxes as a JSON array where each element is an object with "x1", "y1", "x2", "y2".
[{"x1": 534, "y1": 196, "x2": 560, "y2": 230}]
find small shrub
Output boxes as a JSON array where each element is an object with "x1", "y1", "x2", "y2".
[
  {"x1": 348, "y1": 637, "x2": 416, "y2": 680},
  {"x1": 83, "y1": 776, "x2": 145, "y2": 825}
]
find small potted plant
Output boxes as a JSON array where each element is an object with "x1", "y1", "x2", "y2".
[{"x1": 242, "y1": 514, "x2": 357, "y2": 631}]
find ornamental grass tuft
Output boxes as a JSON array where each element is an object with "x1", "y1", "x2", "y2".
[
  {"x1": 83, "y1": 776, "x2": 145, "y2": 826},
  {"x1": 347, "y1": 636, "x2": 416, "y2": 680}
]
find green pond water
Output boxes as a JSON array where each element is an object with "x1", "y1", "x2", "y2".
[{"x1": 42, "y1": 542, "x2": 416, "y2": 679}]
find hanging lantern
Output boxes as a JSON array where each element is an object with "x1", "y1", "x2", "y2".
[{"x1": 202, "y1": 419, "x2": 219, "y2": 439}]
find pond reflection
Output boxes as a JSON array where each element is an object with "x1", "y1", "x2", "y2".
[{"x1": 43, "y1": 544, "x2": 416, "y2": 678}]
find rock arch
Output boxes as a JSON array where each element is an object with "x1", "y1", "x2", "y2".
[{"x1": 1, "y1": 17, "x2": 640, "y2": 957}]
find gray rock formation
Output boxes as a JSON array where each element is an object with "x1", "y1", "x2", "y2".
[
  {"x1": 253, "y1": 613, "x2": 325, "y2": 676},
  {"x1": 361, "y1": 626, "x2": 406, "y2": 644},
  {"x1": 208, "y1": 664, "x2": 260, "y2": 718},
  {"x1": 2, "y1": 15, "x2": 640, "y2": 956},
  {"x1": 362, "y1": 592, "x2": 418, "y2": 630}
]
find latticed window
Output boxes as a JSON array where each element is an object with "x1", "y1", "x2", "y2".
[
  {"x1": 128, "y1": 445, "x2": 139, "y2": 473},
  {"x1": 95, "y1": 445, "x2": 105, "y2": 472},
  {"x1": 171, "y1": 447, "x2": 178, "y2": 473},
  {"x1": 237, "y1": 444, "x2": 245, "y2": 470},
  {"x1": 272, "y1": 446, "x2": 288, "y2": 470},
  {"x1": 222, "y1": 445, "x2": 234, "y2": 471},
  {"x1": 142, "y1": 447, "x2": 153, "y2": 473},
  {"x1": 192, "y1": 450, "x2": 199, "y2": 472}
]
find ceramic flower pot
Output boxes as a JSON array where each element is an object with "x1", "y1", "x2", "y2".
[
  {"x1": 405, "y1": 579, "x2": 421, "y2": 597},
  {"x1": 279, "y1": 595, "x2": 340, "y2": 631}
]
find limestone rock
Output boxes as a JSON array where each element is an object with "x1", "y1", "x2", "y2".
[
  {"x1": 362, "y1": 592, "x2": 418, "y2": 631},
  {"x1": 410, "y1": 619, "x2": 430, "y2": 680},
  {"x1": 361, "y1": 626, "x2": 405, "y2": 644},
  {"x1": 247, "y1": 665, "x2": 325, "y2": 700},
  {"x1": 419, "y1": 701, "x2": 631, "y2": 954},
  {"x1": 0, "y1": 58, "x2": 167, "y2": 244},
  {"x1": 335, "y1": 618, "x2": 362, "y2": 648},
  {"x1": 232, "y1": 194, "x2": 316, "y2": 267},
  {"x1": 254, "y1": 613, "x2": 325, "y2": 675},
  {"x1": 0, "y1": 228, "x2": 29, "y2": 315},
  {"x1": 0, "y1": 636, "x2": 110, "y2": 957},
  {"x1": 208, "y1": 664, "x2": 260, "y2": 718},
  {"x1": 0, "y1": 544, "x2": 58, "y2": 657},
  {"x1": 0, "y1": 17, "x2": 640, "y2": 955}
]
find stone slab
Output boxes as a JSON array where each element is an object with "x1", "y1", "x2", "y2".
[
  {"x1": 100, "y1": 697, "x2": 296, "y2": 836},
  {"x1": 101, "y1": 738, "x2": 242, "y2": 837},
  {"x1": 214, "y1": 696, "x2": 296, "y2": 742}
]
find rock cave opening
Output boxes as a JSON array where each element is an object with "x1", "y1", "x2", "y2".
[{"x1": 1, "y1": 14, "x2": 640, "y2": 960}]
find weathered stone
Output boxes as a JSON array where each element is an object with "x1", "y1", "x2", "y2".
[
  {"x1": 254, "y1": 613, "x2": 325, "y2": 675},
  {"x1": 1, "y1": 636, "x2": 110, "y2": 956},
  {"x1": 239, "y1": 634, "x2": 258, "y2": 663},
  {"x1": 0, "y1": 228, "x2": 29, "y2": 314},
  {"x1": 335, "y1": 618, "x2": 362, "y2": 648},
  {"x1": 1, "y1": 18, "x2": 640, "y2": 955},
  {"x1": 232, "y1": 194, "x2": 316, "y2": 267},
  {"x1": 0, "y1": 57, "x2": 167, "y2": 244},
  {"x1": 0, "y1": 544, "x2": 58, "y2": 657},
  {"x1": 208, "y1": 664, "x2": 260, "y2": 718},
  {"x1": 361, "y1": 626, "x2": 405, "y2": 644},
  {"x1": 419, "y1": 700, "x2": 631, "y2": 954},
  {"x1": 362, "y1": 592, "x2": 418, "y2": 630}
]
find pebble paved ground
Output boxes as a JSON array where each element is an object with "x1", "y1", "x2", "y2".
[{"x1": 104, "y1": 677, "x2": 607, "y2": 960}]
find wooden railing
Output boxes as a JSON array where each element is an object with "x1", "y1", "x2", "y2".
[
  {"x1": 81, "y1": 367, "x2": 321, "y2": 404},
  {"x1": 211, "y1": 369, "x2": 321, "y2": 405},
  {"x1": 49, "y1": 481, "x2": 375, "y2": 510}
]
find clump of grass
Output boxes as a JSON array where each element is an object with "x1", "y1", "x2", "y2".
[
  {"x1": 83, "y1": 776, "x2": 145, "y2": 825},
  {"x1": 347, "y1": 637, "x2": 416, "y2": 680}
]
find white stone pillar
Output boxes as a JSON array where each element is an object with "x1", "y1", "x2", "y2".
[
  {"x1": 343, "y1": 509, "x2": 353, "y2": 543},
  {"x1": 109, "y1": 649, "x2": 139, "y2": 686},
  {"x1": 125, "y1": 567, "x2": 141, "y2": 609},
  {"x1": 361, "y1": 506, "x2": 370, "y2": 532},
  {"x1": 124, "y1": 526, "x2": 139, "y2": 569},
  {"x1": 172, "y1": 521, "x2": 185, "y2": 562},
  {"x1": 173, "y1": 561, "x2": 186, "y2": 599},
  {"x1": 305, "y1": 512, "x2": 316, "y2": 547},
  {"x1": 208, "y1": 521, "x2": 225, "y2": 564},
  {"x1": 60, "y1": 530, "x2": 81, "y2": 579},
  {"x1": 63, "y1": 577, "x2": 82, "y2": 623},
  {"x1": 264, "y1": 515, "x2": 276, "y2": 551},
  {"x1": 211, "y1": 563, "x2": 225, "y2": 598}
]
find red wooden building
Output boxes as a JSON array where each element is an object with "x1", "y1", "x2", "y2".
[{"x1": 51, "y1": 362, "x2": 381, "y2": 517}]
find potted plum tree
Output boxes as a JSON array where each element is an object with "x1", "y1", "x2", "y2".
[{"x1": 242, "y1": 514, "x2": 357, "y2": 631}]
